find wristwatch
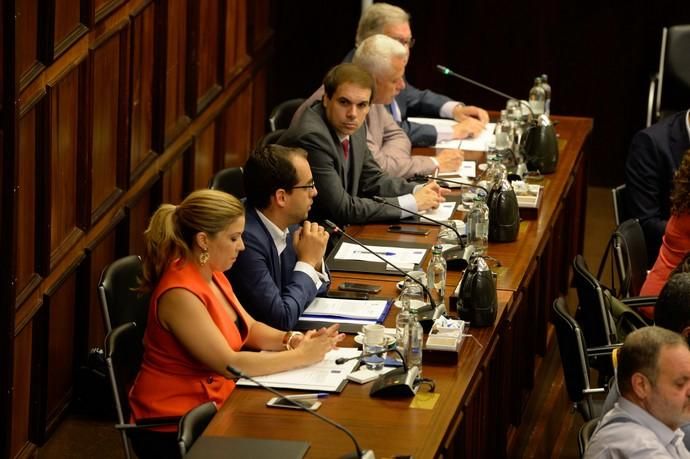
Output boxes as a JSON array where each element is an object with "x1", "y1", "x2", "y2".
[{"x1": 282, "y1": 331, "x2": 304, "y2": 350}]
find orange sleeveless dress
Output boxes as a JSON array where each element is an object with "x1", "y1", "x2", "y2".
[{"x1": 128, "y1": 260, "x2": 249, "y2": 430}]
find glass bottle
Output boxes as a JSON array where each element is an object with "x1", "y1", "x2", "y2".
[
  {"x1": 404, "y1": 313, "x2": 423, "y2": 371},
  {"x1": 495, "y1": 110, "x2": 513, "y2": 150},
  {"x1": 466, "y1": 196, "x2": 489, "y2": 255},
  {"x1": 540, "y1": 74, "x2": 552, "y2": 116},
  {"x1": 528, "y1": 77, "x2": 545, "y2": 116},
  {"x1": 426, "y1": 244, "x2": 447, "y2": 308}
]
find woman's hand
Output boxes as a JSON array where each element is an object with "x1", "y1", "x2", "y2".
[{"x1": 294, "y1": 324, "x2": 345, "y2": 364}]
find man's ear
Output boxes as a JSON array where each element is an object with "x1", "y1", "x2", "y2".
[
  {"x1": 273, "y1": 189, "x2": 288, "y2": 208},
  {"x1": 630, "y1": 372, "x2": 651, "y2": 400},
  {"x1": 681, "y1": 325, "x2": 690, "y2": 340}
]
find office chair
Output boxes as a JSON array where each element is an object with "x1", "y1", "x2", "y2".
[
  {"x1": 256, "y1": 128, "x2": 286, "y2": 149},
  {"x1": 98, "y1": 255, "x2": 149, "y2": 334},
  {"x1": 573, "y1": 255, "x2": 618, "y2": 348},
  {"x1": 553, "y1": 297, "x2": 617, "y2": 421},
  {"x1": 268, "y1": 98, "x2": 305, "y2": 132},
  {"x1": 178, "y1": 401, "x2": 218, "y2": 456},
  {"x1": 105, "y1": 322, "x2": 178, "y2": 459},
  {"x1": 577, "y1": 417, "x2": 599, "y2": 458},
  {"x1": 208, "y1": 167, "x2": 245, "y2": 199},
  {"x1": 647, "y1": 24, "x2": 690, "y2": 127},
  {"x1": 611, "y1": 184, "x2": 630, "y2": 227},
  {"x1": 596, "y1": 219, "x2": 648, "y2": 299}
]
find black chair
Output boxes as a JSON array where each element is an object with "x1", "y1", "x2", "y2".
[
  {"x1": 268, "y1": 98, "x2": 305, "y2": 132},
  {"x1": 647, "y1": 24, "x2": 690, "y2": 127},
  {"x1": 573, "y1": 255, "x2": 618, "y2": 347},
  {"x1": 577, "y1": 417, "x2": 599, "y2": 458},
  {"x1": 612, "y1": 219, "x2": 648, "y2": 298},
  {"x1": 611, "y1": 184, "x2": 630, "y2": 227},
  {"x1": 98, "y1": 255, "x2": 149, "y2": 334},
  {"x1": 256, "y1": 128, "x2": 286, "y2": 149},
  {"x1": 208, "y1": 166, "x2": 245, "y2": 199},
  {"x1": 177, "y1": 401, "x2": 218, "y2": 456},
  {"x1": 105, "y1": 322, "x2": 178, "y2": 459},
  {"x1": 553, "y1": 297, "x2": 615, "y2": 421}
]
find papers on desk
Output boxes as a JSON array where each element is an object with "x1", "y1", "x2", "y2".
[
  {"x1": 301, "y1": 297, "x2": 390, "y2": 322},
  {"x1": 408, "y1": 117, "x2": 496, "y2": 151},
  {"x1": 418, "y1": 201, "x2": 456, "y2": 221},
  {"x1": 236, "y1": 347, "x2": 361, "y2": 392},
  {"x1": 334, "y1": 242, "x2": 426, "y2": 266},
  {"x1": 438, "y1": 161, "x2": 476, "y2": 178}
]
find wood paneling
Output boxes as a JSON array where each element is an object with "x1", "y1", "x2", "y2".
[{"x1": 4, "y1": 0, "x2": 273, "y2": 454}]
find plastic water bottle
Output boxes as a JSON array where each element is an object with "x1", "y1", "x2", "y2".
[
  {"x1": 403, "y1": 313, "x2": 423, "y2": 371},
  {"x1": 426, "y1": 244, "x2": 447, "y2": 307},
  {"x1": 467, "y1": 196, "x2": 489, "y2": 255},
  {"x1": 528, "y1": 77, "x2": 545, "y2": 116},
  {"x1": 495, "y1": 110, "x2": 513, "y2": 150},
  {"x1": 540, "y1": 74, "x2": 551, "y2": 116}
]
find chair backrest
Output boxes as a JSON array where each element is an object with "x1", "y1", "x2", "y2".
[
  {"x1": 612, "y1": 219, "x2": 648, "y2": 298},
  {"x1": 572, "y1": 255, "x2": 617, "y2": 347},
  {"x1": 98, "y1": 255, "x2": 149, "y2": 333},
  {"x1": 256, "y1": 128, "x2": 286, "y2": 150},
  {"x1": 611, "y1": 184, "x2": 630, "y2": 227},
  {"x1": 208, "y1": 167, "x2": 245, "y2": 199},
  {"x1": 178, "y1": 401, "x2": 218, "y2": 456},
  {"x1": 552, "y1": 297, "x2": 597, "y2": 421},
  {"x1": 577, "y1": 418, "x2": 599, "y2": 458},
  {"x1": 268, "y1": 98, "x2": 305, "y2": 132},
  {"x1": 649, "y1": 24, "x2": 690, "y2": 125}
]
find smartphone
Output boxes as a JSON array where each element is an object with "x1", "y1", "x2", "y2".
[
  {"x1": 388, "y1": 225, "x2": 430, "y2": 236},
  {"x1": 266, "y1": 397, "x2": 321, "y2": 411},
  {"x1": 338, "y1": 282, "x2": 381, "y2": 294},
  {"x1": 327, "y1": 290, "x2": 369, "y2": 300}
]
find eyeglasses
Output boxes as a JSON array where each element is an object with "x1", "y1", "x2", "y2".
[
  {"x1": 292, "y1": 181, "x2": 316, "y2": 190},
  {"x1": 393, "y1": 36, "x2": 415, "y2": 48}
]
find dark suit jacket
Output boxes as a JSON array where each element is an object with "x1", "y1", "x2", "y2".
[
  {"x1": 277, "y1": 102, "x2": 415, "y2": 226},
  {"x1": 625, "y1": 110, "x2": 690, "y2": 264},
  {"x1": 344, "y1": 48, "x2": 453, "y2": 147},
  {"x1": 226, "y1": 206, "x2": 329, "y2": 330}
]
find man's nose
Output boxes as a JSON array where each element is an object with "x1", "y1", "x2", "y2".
[{"x1": 346, "y1": 104, "x2": 357, "y2": 118}]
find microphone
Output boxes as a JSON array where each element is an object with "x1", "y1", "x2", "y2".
[
  {"x1": 435, "y1": 65, "x2": 534, "y2": 117},
  {"x1": 412, "y1": 175, "x2": 489, "y2": 196},
  {"x1": 322, "y1": 219, "x2": 436, "y2": 311},
  {"x1": 335, "y1": 348, "x2": 409, "y2": 373},
  {"x1": 369, "y1": 197, "x2": 470, "y2": 271},
  {"x1": 227, "y1": 365, "x2": 374, "y2": 459}
]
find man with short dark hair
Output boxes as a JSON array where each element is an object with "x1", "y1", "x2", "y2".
[
  {"x1": 226, "y1": 145, "x2": 329, "y2": 330},
  {"x1": 279, "y1": 63, "x2": 449, "y2": 226},
  {"x1": 586, "y1": 326, "x2": 690, "y2": 458}
]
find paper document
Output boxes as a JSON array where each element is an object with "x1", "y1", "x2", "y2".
[
  {"x1": 302, "y1": 297, "x2": 389, "y2": 321},
  {"x1": 334, "y1": 242, "x2": 426, "y2": 265},
  {"x1": 236, "y1": 347, "x2": 361, "y2": 392},
  {"x1": 418, "y1": 201, "x2": 456, "y2": 221},
  {"x1": 439, "y1": 161, "x2": 476, "y2": 178},
  {"x1": 407, "y1": 118, "x2": 496, "y2": 151}
]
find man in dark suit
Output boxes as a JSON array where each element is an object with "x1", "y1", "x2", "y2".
[
  {"x1": 226, "y1": 145, "x2": 330, "y2": 330},
  {"x1": 278, "y1": 63, "x2": 448, "y2": 226},
  {"x1": 348, "y1": 3, "x2": 489, "y2": 147},
  {"x1": 625, "y1": 109, "x2": 690, "y2": 264}
]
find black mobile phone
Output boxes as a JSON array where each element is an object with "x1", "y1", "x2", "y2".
[
  {"x1": 338, "y1": 282, "x2": 381, "y2": 294},
  {"x1": 327, "y1": 290, "x2": 369, "y2": 300},
  {"x1": 388, "y1": 225, "x2": 430, "y2": 236}
]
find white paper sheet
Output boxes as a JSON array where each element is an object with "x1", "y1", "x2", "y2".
[
  {"x1": 302, "y1": 297, "x2": 389, "y2": 320},
  {"x1": 333, "y1": 242, "x2": 426, "y2": 265},
  {"x1": 417, "y1": 201, "x2": 456, "y2": 221},
  {"x1": 438, "y1": 161, "x2": 476, "y2": 178},
  {"x1": 407, "y1": 118, "x2": 496, "y2": 151}
]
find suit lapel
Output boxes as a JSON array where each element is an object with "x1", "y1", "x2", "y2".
[{"x1": 249, "y1": 208, "x2": 282, "y2": 289}]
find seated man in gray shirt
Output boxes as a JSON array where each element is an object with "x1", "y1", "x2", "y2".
[{"x1": 585, "y1": 326, "x2": 690, "y2": 458}]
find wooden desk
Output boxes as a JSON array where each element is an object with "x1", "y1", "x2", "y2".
[{"x1": 204, "y1": 115, "x2": 592, "y2": 458}]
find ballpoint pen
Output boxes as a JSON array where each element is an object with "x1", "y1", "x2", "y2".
[
  {"x1": 354, "y1": 250, "x2": 396, "y2": 256},
  {"x1": 283, "y1": 393, "x2": 329, "y2": 400}
]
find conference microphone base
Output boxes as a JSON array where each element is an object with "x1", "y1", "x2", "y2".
[
  {"x1": 340, "y1": 450, "x2": 375, "y2": 459},
  {"x1": 370, "y1": 366, "x2": 420, "y2": 398}
]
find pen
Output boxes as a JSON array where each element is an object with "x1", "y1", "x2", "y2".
[
  {"x1": 284, "y1": 393, "x2": 329, "y2": 400},
  {"x1": 354, "y1": 250, "x2": 396, "y2": 256}
]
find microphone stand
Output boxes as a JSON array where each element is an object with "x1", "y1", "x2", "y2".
[
  {"x1": 227, "y1": 365, "x2": 374, "y2": 459},
  {"x1": 413, "y1": 175, "x2": 489, "y2": 196}
]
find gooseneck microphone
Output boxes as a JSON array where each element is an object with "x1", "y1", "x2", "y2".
[
  {"x1": 412, "y1": 175, "x2": 489, "y2": 196},
  {"x1": 435, "y1": 64, "x2": 535, "y2": 117},
  {"x1": 227, "y1": 365, "x2": 373, "y2": 459},
  {"x1": 335, "y1": 347, "x2": 409, "y2": 373},
  {"x1": 370, "y1": 196, "x2": 463, "y2": 245},
  {"x1": 323, "y1": 219, "x2": 436, "y2": 311}
]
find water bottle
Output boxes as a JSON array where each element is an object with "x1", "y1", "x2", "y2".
[
  {"x1": 467, "y1": 196, "x2": 489, "y2": 255},
  {"x1": 540, "y1": 74, "x2": 551, "y2": 116},
  {"x1": 403, "y1": 313, "x2": 423, "y2": 371},
  {"x1": 528, "y1": 77, "x2": 545, "y2": 116},
  {"x1": 495, "y1": 110, "x2": 513, "y2": 150},
  {"x1": 426, "y1": 244, "x2": 447, "y2": 307}
]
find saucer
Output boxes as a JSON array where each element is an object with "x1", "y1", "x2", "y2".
[{"x1": 354, "y1": 334, "x2": 396, "y2": 349}]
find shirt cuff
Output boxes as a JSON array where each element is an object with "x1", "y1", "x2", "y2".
[
  {"x1": 398, "y1": 194, "x2": 419, "y2": 218},
  {"x1": 440, "y1": 101, "x2": 463, "y2": 119},
  {"x1": 294, "y1": 261, "x2": 325, "y2": 290}
]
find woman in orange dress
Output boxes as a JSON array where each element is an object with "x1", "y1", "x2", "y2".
[{"x1": 128, "y1": 190, "x2": 343, "y2": 458}]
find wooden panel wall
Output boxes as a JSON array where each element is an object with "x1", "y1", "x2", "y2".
[{"x1": 1, "y1": 0, "x2": 273, "y2": 457}]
